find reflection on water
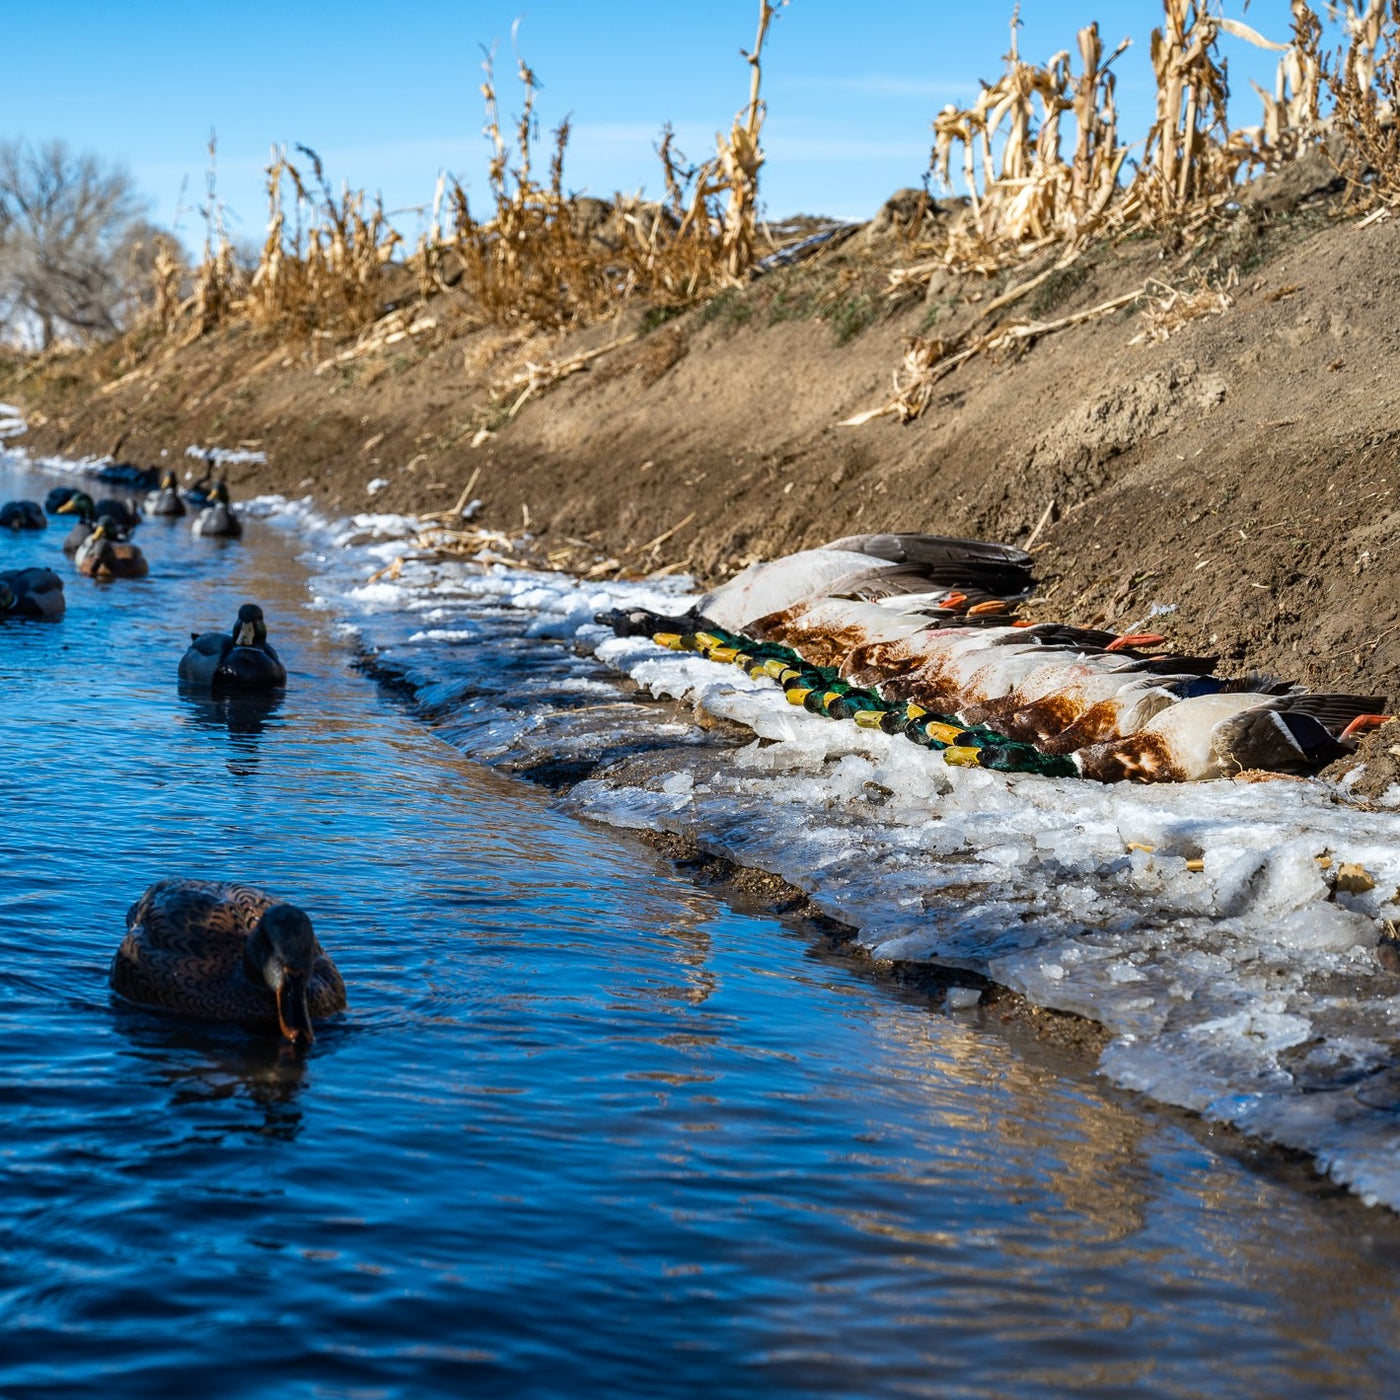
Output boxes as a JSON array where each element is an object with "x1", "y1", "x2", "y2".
[{"x1": 6, "y1": 454, "x2": 1400, "y2": 1399}]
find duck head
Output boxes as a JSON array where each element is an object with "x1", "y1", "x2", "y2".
[
  {"x1": 57, "y1": 491, "x2": 96, "y2": 521},
  {"x1": 159, "y1": 469, "x2": 178, "y2": 490},
  {"x1": 211, "y1": 480, "x2": 231, "y2": 506},
  {"x1": 232, "y1": 602, "x2": 268, "y2": 648},
  {"x1": 0, "y1": 580, "x2": 14, "y2": 615},
  {"x1": 244, "y1": 903, "x2": 320, "y2": 1044}
]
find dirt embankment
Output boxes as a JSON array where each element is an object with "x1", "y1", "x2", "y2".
[{"x1": 8, "y1": 167, "x2": 1400, "y2": 756}]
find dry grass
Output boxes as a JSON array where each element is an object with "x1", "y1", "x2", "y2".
[
  {"x1": 1317, "y1": 0, "x2": 1400, "y2": 207},
  {"x1": 1127, "y1": 267, "x2": 1237, "y2": 344}
]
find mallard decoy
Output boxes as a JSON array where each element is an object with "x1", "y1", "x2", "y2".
[
  {"x1": 0, "y1": 499, "x2": 46, "y2": 530},
  {"x1": 0, "y1": 567, "x2": 64, "y2": 620},
  {"x1": 144, "y1": 469, "x2": 187, "y2": 517},
  {"x1": 179, "y1": 603, "x2": 287, "y2": 689},
  {"x1": 1074, "y1": 693, "x2": 1390, "y2": 783},
  {"x1": 55, "y1": 492, "x2": 104, "y2": 555},
  {"x1": 191, "y1": 481, "x2": 242, "y2": 538},
  {"x1": 111, "y1": 879, "x2": 345, "y2": 1044},
  {"x1": 94, "y1": 496, "x2": 141, "y2": 531},
  {"x1": 45, "y1": 485, "x2": 82, "y2": 514},
  {"x1": 75, "y1": 516, "x2": 149, "y2": 579}
]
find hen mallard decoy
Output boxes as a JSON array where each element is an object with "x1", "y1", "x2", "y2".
[
  {"x1": 0, "y1": 567, "x2": 64, "y2": 620},
  {"x1": 0, "y1": 499, "x2": 46, "y2": 531},
  {"x1": 111, "y1": 879, "x2": 345, "y2": 1044},
  {"x1": 179, "y1": 602, "x2": 287, "y2": 689},
  {"x1": 192, "y1": 480, "x2": 242, "y2": 538},
  {"x1": 75, "y1": 516, "x2": 149, "y2": 579},
  {"x1": 1074, "y1": 693, "x2": 1389, "y2": 782},
  {"x1": 144, "y1": 469, "x2": 186, "y2": 517}
]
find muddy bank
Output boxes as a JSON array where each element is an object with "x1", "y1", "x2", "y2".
[{"x1": 6, "y1": 169, "x2": 1400, "y2": 711}]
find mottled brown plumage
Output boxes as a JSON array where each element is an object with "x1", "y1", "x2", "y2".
[{"x1": 111, "y1": 879, "x2": 346, "y2": 1040}]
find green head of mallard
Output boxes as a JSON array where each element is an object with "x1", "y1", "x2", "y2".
[
  {"x1": 244, "y1": 903, "x2": 320, "y2": 1045},
  {"x1": 159, "y1": 469, "x2": 178, "y2": 490},
  {"x1": 211, "y1": 480, "x2": 231, "y2": 506},
  {"x1": 57, "y1": 491, "x2": 96, "y2": 521},
  {"x1": 232, "y1": 602, "x2": 268, "y2": 649}
]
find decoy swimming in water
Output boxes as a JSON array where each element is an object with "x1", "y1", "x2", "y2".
[
  {"x1": 55, "y1": 492, "x2": 106, "y2": 555},
  {"x1": 179, "y1": 602, "x2": 287, "y2": 689},
  {"x1": 93, "y1": 496, "x2": 141, "y2": 531},
  {"x1": 111, "y1": 879, "x2": 346, "y2": 1044},
  {"x1": 1073, "y1": 692, "x2": 1390, "y2": 783},
  {"x1": 0, "y1": 567, "x2": 64, "y2": 620},
  {"x1": 75, "y1": 516, "x2": 149, "y2": 579},
  {"x1": 45, "y1": 485, "x2": 82, "y2": 514},
  {"x1": 144, "y1": 469, "x2": 186, "y2": 517},
  {"x1": 0, "y1": 499, "x2": 46, "y2": 531},
  {"x1": 191, "y1": 480, "x2": 242, "y2": 538}
]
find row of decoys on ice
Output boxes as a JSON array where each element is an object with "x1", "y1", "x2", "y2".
[
  {"x1": 0, "y1": 466, "x2": 245, "y2": 615},
  {"x1": 600, "y1": 531, "x2": 1390, "y2": 785},
  {"x1": 2, "y1": 466, "x2": 320, "y2": 1040}
]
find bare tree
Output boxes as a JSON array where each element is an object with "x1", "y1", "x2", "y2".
[{"x1": 0, "y1": 139, "x2": 149, "y2": 348}]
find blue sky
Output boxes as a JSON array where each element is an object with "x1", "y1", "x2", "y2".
[{"x1": 7, "y1": 2, "x2": 1302, "y2": 249}]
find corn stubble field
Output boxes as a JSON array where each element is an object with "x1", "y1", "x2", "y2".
[{"x1": 114, "y1": 0, "x2": 1398, "y2": 411}]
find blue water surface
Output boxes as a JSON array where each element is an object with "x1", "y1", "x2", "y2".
[{"x1": 3, "y1": 456, "x2": 1400, "y2": 1399}]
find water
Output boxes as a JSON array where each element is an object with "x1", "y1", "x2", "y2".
[{"x1": 5, "y1": 457, "x2": 1400, "y2": 1398}]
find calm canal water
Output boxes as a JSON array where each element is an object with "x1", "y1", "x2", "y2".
[{"x1": 3, "y1": 457, "x2": 1400, "y2": 1399}]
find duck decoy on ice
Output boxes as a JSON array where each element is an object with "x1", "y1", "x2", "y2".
[
  {"x1": 75, "y1": 516, "x2": 149, "y2": 579},
  {"x1": 0, "y1": 500, "x2": 46, "y2": 531},
  {"x1": 192, "y1": 481, "x2": 242, "y2": 538},
  {"x1": 1074, "y1": 692, "x2": 1390, "y2": 783},
  {"x1": 179, "y1": 603, "x2": 287, "y2": 689},
  {"x1": 45, "y1": 485, "x2": 82, "y2": 514},
  {"x1": 111, "y1": 879, "x2": 345, "y2": 1044},
  {"x1": 144, "y1": 469, "x2": 186, "y2": 517},
  {"x1": 0, "y1": 567, "x2": 64, "y2": 620}
]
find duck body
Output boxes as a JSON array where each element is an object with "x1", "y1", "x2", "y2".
[
  {"x1": 75, "y1": 517, "x2": 149, "y2": 579},
  {"x1": 0, "y1": 499, "x2": 46, "y2": 530},
  {"x1": 179, "y1": 603, "x2": 286, "y2": 689},
  {"x1": 698, "y1": 534, "x2": 1033, "y2": 633},
  {"x1": 1074, "y1": 692, "x2": 1388, "y2": 782},
  {"x1": 0, "y1": 567, "x2": 65, "y2": 620},
  {"x1": 191, "y1": 483, "x2": 242, "y2": 538},
  {"x1": 111, "y1": 879, "x2": 345, "y2": 1042},
  {"x1": 95, "y1": 498, "x2": 141, "y2": 531},
  {"x1": 144, "y1": 470, "x2": 186, "y2": 517}
]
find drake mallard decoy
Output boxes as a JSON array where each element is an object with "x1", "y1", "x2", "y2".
[
  {"x1": 111, "y1": 879, "x2": 345, "y2": 1044},
  {"x1": 55, "y1": 492, "x2": 105, "y2": 555},
  {"x1": 0, "y1": 499, "x2": 46, "y2": 530},
  {"x1": 45, "y1": 485, "x2": 82, "y2": 514},
  {"x1": 144, "y1": 469, "x2": 186, "y2": 517},
  {"x1": 94, "y1": 496, "x2": 141, "y2": 531},
  {"x1": 75, "y1": 516, "x2": 149, "y2": 579},
  {"x1": 1074, "y1": 692, "x2": 1390, "y2": 782},
  {"x1": 191, "y1": 481, "x2": 242, "y2": 538},
  {"x1": 179, "y1": 602, "x2": 287, "y2": 689},
  {"x1": 0, "y1": 567, "x2": 64, "y2": 620}
]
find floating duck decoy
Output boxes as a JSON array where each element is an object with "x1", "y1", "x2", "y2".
[
  {"x1": 1074, "y1": 692, "x2": 1389, "y2": 782},
  {"x1": 93, "y1": 496, "x2": 141, "y2": 531},
  {"x1": 179, "y1": 603, "x2": 287, "y2": 689},
  {"x1": 111, "y1": 879, "x2": 345, "y2": 1044},
  {"x1": 45, "y1": 485, "x2": 82, "y2": 514},
  {"x1": 55, "y1": 492, "x2": 103, "y2": 555},
  {"x1": 96, "y1": 462, "x2": 160, "y2": 491},
  {"x1": 0, "y1": 567, "x2": 64, "y2": 620},
  {"x1": 75, "y1": 516, "x2": 149, "y2": 579},
  {"x1": 192, "y1": 481, "x2": 242, "y2": 538},
  {"x1": 144, "y1": 469, "x2": 186, "y2": 517},
  {"x1": 0, "y1": 499, "x2": 46, "y2": 531}
]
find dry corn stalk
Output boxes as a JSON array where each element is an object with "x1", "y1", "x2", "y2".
[
  {"x1": 1316, "y1": 0, "x2": 1400, "y2": 206},
  {"x1": 1128, "y1": 267, "x2": 1237, "y2": 343}
]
